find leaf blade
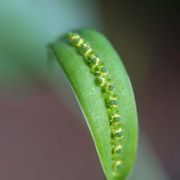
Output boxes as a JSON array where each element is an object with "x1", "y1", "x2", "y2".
[{"x1": 50, "y1": 29, "x2": 138, "y2": 180}]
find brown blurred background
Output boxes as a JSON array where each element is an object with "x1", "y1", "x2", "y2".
[
  {"x1": 0, "y1": 0, "x2": 179, "y2": 179},
  {"x1": 101, "y1": 1, "x2": 180, "y2": 179}
]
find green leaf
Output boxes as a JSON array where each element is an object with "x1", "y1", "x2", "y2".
[{"x1": 49, "y1": 29, "x2": 138, "y2": 180}]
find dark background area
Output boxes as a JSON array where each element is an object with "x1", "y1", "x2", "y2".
[{"x1": 100, "y1": 0, "x2": 180, "y2": 179}]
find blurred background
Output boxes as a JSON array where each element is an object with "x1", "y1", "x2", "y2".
[{"x1": 0, "y1": 0, "x2": 179, "y2": 179}]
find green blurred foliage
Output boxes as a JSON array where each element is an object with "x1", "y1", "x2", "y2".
[{"x1": 0, "y1": 0, "x2": 102, "y2": 90}]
